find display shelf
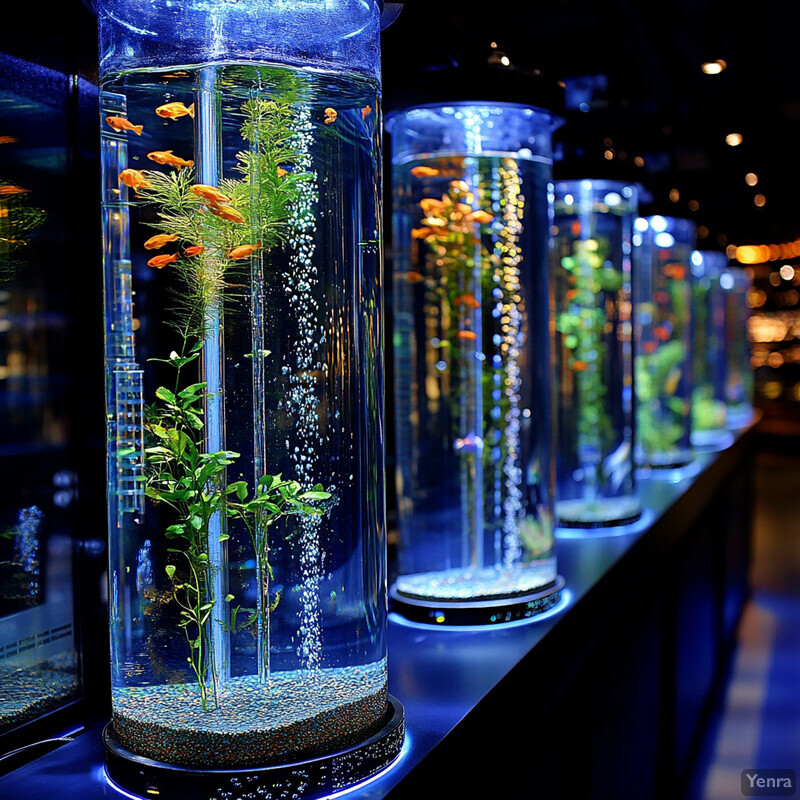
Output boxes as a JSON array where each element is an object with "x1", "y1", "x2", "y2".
[{"x1": 0, "y1": 419, "x2": 757, "y2": 800}]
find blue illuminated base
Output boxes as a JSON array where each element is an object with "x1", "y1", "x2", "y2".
[
  {"x1": 103, "y1": 696, "x2": 405, "y2": 800},
  {"x1": 389, "y1": 575, "x2": 566, "y2": 626}
]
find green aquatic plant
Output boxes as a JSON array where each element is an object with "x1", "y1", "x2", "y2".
[
  {"x1": 134, "y1": 97, "x2": 331, "y2": 709},
  {"x1": 556, "y1": 237, "x2": 622, "y2": 471},
  {"x1": 635, "y1": 339, "x2": 687, "y2": 458},
  {"x1": 144, "y1": 340, "x2": 330, "y2": 710}
]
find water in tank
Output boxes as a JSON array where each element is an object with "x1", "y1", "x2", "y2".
[
  {"x1": 552, "y1": 180, "x2": 641, "y2": 529},
  {"x1": 690, "y1": 249, "x2": 730, "y2": 448},
  {"x1": 632, "y1": 215, "x2": 695, "y2": 470},
  {"x1": 386, "y1": 99, "x2": 563, "y2": 626},
  {"x1": 96, "y1": 1, "x2": 403, "y2": 795}
]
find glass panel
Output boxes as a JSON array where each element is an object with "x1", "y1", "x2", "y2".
[
  {"x1": 552, "y1": 180, "x2": 640, "y2": 528},
  {"x1": 0, "y1": 53, "x2": 82, "y2": 741},
  {"x1": 633, "y1": 215, "x2": 695, "y2": 469},
  {"x1": 387, "y1": 102, "x2": 558, "y2": 606}
]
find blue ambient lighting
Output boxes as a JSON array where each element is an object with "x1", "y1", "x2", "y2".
[
  {"x1": 555, "y1": 508, "x2": 656, "y2": 539},
  {"x1": 102, "y1": 732, "x2": 411, "y2": 800}
]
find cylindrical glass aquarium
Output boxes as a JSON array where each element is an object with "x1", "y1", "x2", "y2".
[
  {"x1": 97, "y1": 1, "x2": 403, "y2": 797},
  {"x1": 722, "y1": 265, "x2": 755, "y2": 429},
  {"x1": 386, "y1": 95, "x2": 564, "y2": 626},
  {"x1": 552, "y1": 180, "x2": 640, "y2": 529},
  {"x1": 690, "y1": 249, "x2": 729, "y2": 447},
  {"x1": 633, "y1": 215, "x2": 695, "y2": 470}
]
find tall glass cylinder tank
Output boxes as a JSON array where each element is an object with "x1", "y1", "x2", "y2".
[
  {"x1": 633, "y1": 215, "x2": 695, "y2": 470},
  {"x1": 722, "y1": 265, "x2": 755, "y2": 429},
  {"x1": 386, "y1": 101, "x2": 563, "y2": 626},
  {"x1": 690, "y1": 249, "x2": 729, "y2": 447},
  {"x1": 96, "y1": 1, "x2": 403, "y2": 797},
  {"x1": 552, "y1": 180, "x2": 640, "y2": 529}
]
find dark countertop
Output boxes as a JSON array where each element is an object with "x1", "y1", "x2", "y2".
[{"x1": 0, "y1": 421, "x2": 757, "y2": 800}]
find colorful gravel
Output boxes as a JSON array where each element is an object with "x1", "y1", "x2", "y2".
[
  {"x1": 0, "y1": 664, "x2": 80, "y2": 732},
  {"x1": 112, "y1": 660, "x2": 388, "y2": 768}
]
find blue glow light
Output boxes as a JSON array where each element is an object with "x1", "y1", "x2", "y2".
[
  {"x1": 654, "y1": 232, "x2": 675, "y2": 248},
  {"x1": 102, "y1": 731, "x2": 411, "y2": 800},
  {"x1": 555, "y1": 508, "x2": 655, "y2": 539}
]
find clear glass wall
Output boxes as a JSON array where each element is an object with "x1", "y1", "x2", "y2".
[
  {"x1": 0, "y1": 53, "x2": 84, "y2": 744},
  {"x1": 690, "y1": 249, "x2": 728, "y2": 446},
  {"x1": 722, "y1": 265, "x2": 755, "y2": 428},
  {"x1": 99, "y1": 0, "x2": 391, "y2": 771},
  {"x1": 387, "y1": 102, "x2": 558, "y2": 606},
  {"x1": 633, "y1": 215, "x2": 695, "y2": 469},
  {"x1": 552, "y1": 180, "x2": 640, "y2": 528}
]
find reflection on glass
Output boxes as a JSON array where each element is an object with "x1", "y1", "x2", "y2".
[
  {"x1": 552, "y1": 180, "x2": 640, "y2": 528},
  {"x1": 0, "y1": 53, "x2": 81, "y2": 738}
]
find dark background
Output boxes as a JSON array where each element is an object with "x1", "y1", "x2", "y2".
[{"x1": 382, "y1": 0, "x2": 800, "y2": 250}]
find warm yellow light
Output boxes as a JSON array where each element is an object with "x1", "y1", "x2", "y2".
[
  {"x1": 500, "y1": 56, "x2": 510, "y2": 66},
  {"x1": 669, "y1": 188, "x2": 680, "y2": 202},
  {"x1": 726, "y1": 132, "x2": 743, "y2": 146},
  {"x1": 745, "y1": 172, "x2": 758, "y2": 186},
  {"x1": 604, "y1": 149, "x2": 614, "y2": 160},
  {"x1": 754, "y1": 193, "x2": 766, "y2": 207},
  {"x1": 780, "y1": 264, "x2": 795, "y2": 280},
  {"x1": 698, "y1": 225, "x2": 709, "y2": 239},
  {"x1": 701, "y1": 59, "x2": 727, "y2": 74},
  {"x1": 735, "y1": 245, "x2": 766, "y2": 264},
  {"x1": 688, "y1": 199, "x2": 700, "y2": 211},
  {"x1": 634, "y1": 156, "x2": 645, "y2": 167}
]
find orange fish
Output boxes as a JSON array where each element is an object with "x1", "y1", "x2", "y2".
[
  {"x1": 155, "y1": 102, "x2": 195, "y2": 119},
  {"x1": 565, "y1": 289, "x2": 579, "y2": 301},
  {"x1": 570, "y1": 220, "x2": 581, "y2": 236},
  {"x1": 105, "y1": 116, "x2": 143, "y2": 135},
  {"x1": 654, "y1": 325, "x2": 671, "y2": 341},
  {"x1": 147, "y1": 150, "x2": 194, "y2": 169},
  {"x1": 420, "y1": 197, "x2": 446, "y2": 215},
  {"x1": 404, "y1": 271, "x2": 424, "y2": 284},
  {"x1": 0, "y1": 185, "x2": 29, "y2": 195},
  {"x1": 191, "y1": 184, "x2": 231, "y2": 205},
  {"x1": 277, "y1": 167, "x2": 289, "y2": 178},
  {"x1": 410, "y1": 166, "x2": 440, "y2": 177},
  {"x1": 183, "y1": 245, "x2": 205, "y2": 257},
  {"x1": 670, "y1": 265, "x2": 686, "y2": 280},
  {"x1": 144, "y1": 233, "x2": 180, "y2": 250},
  {"x1": 361, "y1": 105, "x2": 372, "y2": 119},
  {"x1": 208, "y1": 204, "x2": 246, "y2": 224},
  {"x1": 467, "y1": 210, "x2": 494, "y2": 224},
  {"x1": 571, "y1": 360, "x2": 588, "y2": 371},
  {"x1": 147, "y1": 252, "x2": 179, "y2": 269},
  {"x1": 119, "y1": 169, "x2": 152, "y2": 190},
  {"x1": 226, "y1": 242, "x2": 261, "y2": 260},
  {"x1": 0, "y1": 136, "x2": 17, "y2": 144},
  {"x1": 457, "y1": 330, "x2": 477, "y2": 341},
  {"x1": 411, "y1": 227, "x2": 433, "y2": 240},
  {"x1": 454, "y1": 293, "x2": 480, "y2": 309},
  {"x1": 324, "y1": 107, "x2": 337, "y2": 125}
]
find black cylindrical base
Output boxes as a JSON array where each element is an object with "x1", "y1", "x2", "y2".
[
  {"x1": 389, "y1": 575, "x2": 566, "y2": 627},
  {"x1": 104, "y1": 696, "x2": 405, "y2": 800}
]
